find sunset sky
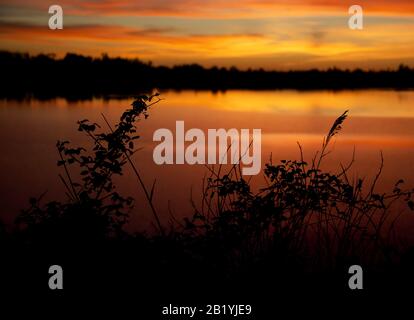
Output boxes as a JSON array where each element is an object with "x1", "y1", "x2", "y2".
[{"x1": 0, "y1": 0, "x2": 413, "y2": 70}]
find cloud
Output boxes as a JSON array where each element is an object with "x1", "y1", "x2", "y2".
[
  {"x1": 0, "y1": 1, "x2": 413, "y2": 69},
  {"x1": 1, "y1": 0, "x2": 414, "y2": 18},
  {"x1": 0, "y1": 21, "x2": 175, "y2": 40},
  {"x1": 0, "y1": 21, "x2": 269, "y2": 58}
]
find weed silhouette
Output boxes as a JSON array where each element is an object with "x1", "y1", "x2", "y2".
[{"x1": 4, "y1": 97, "x2": 414, "y2": 301}]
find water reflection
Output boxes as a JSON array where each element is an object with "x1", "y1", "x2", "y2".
[{"x1": 1, "y1": 89, "x2": 414, "y2": 236}]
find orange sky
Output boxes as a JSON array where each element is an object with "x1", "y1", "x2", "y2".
[{"x1": 0, "y1": 0, "x2": 413, "y2": 69}]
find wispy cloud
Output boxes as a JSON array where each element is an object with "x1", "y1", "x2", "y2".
[{"x1": 1, "y1": 0, "x2": 414, "y2": 17}]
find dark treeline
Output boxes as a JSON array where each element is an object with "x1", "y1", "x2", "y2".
[{"x1": 0, "y1": 50, "x2": 413, "y2": 99}]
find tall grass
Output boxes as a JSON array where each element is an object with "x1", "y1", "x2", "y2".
[
  {"x1": 14, "y1": 96, "x2": 414, "y2": 274},
  {"x1": 188, "y1": 111, "x2": 414, "y2": 271}
]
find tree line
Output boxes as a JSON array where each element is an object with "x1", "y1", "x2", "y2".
[{"x1": 0, "y1": 50, "x2": 413, "y2": 99}]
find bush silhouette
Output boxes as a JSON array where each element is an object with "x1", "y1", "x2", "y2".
[
  {"x1": 16, "y1": 94, "x2": 163, "y2": 244},
  {"x1": 12, "y1": 96, "x2": 414, "y2": 282}
]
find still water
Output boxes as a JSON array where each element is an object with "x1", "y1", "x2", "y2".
[{"x1": 1, "y1": 89, "x2": 414, "y2": 236}]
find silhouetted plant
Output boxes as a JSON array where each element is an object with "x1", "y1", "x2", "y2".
[
  {"x1": 189, "y1": 111, "x2": 414, "y2": 270},
  {"x1": 14, "y1": 99, "x2": 414, "y2": 276},
  {"x1": 17, "y1": 93, "x2": 163, "y2": 242}
]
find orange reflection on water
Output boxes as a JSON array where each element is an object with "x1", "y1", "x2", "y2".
[{"x1": 1, "y1": 89, "x2": 414, "y2": 238}]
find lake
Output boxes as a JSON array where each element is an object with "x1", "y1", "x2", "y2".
[{"x1": 1, "y1": 89, "x2": 414, "y2": 237}]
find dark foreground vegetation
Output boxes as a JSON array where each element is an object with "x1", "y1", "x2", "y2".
[
  {"x1": 1, "y1": 95, "x2": 414, "y2": 316},
  {"x1": 1, "y1": 51, "x2": 413, "y2": 100}
]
